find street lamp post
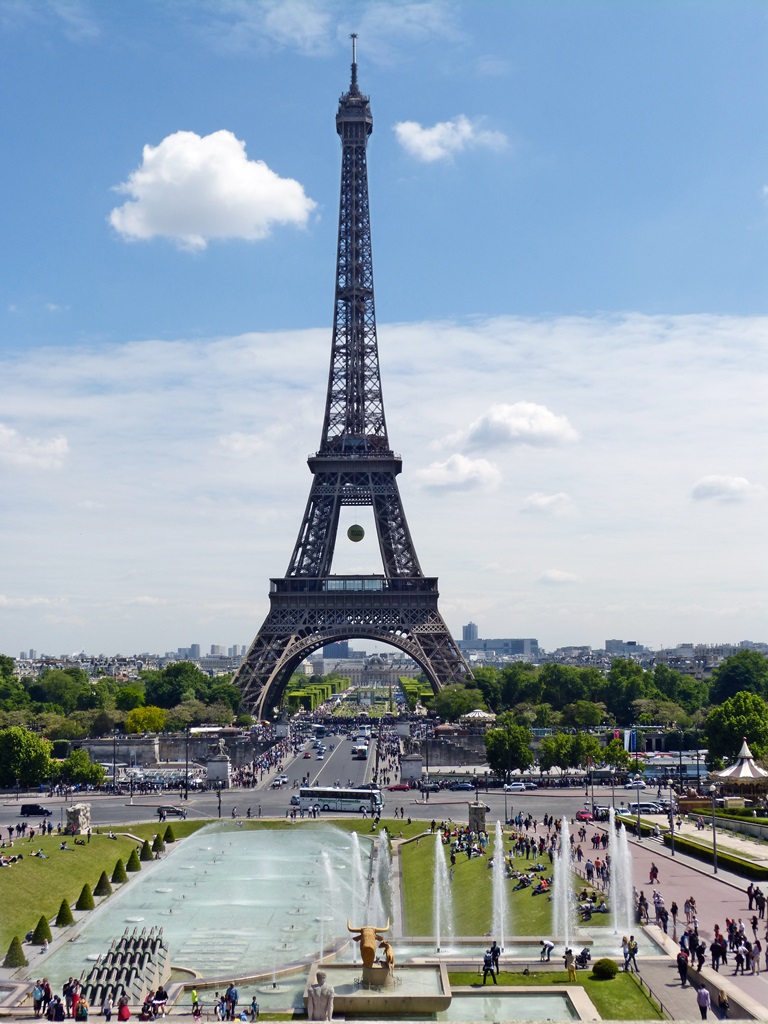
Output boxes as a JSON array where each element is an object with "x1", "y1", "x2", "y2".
[
  {"x1": 610, "y1": 769, "x2": 615, "y2": 809},
  {"x1": 112, "y1": 731, "x2": 117, "y2": 795},
  {"x1": 185, "y1": 726, "x2": 190, "y2": 801},
  {"x1": 710, "y1": 785, "x2": 718, "y2": 874}
]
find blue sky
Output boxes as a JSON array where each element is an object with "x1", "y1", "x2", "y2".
[{"x1": 1, "y1": 0, "x2": 766, "y2": 658}]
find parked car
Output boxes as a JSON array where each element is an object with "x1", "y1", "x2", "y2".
[
  {"x1": 504, "y1": 782, "x2": 526, "y2": 792},
  {"x1": 625, "y1": 778, "x2": 647, "y2": 790},
  {"x1": 303, "y1": 751, "x2": 312, "y2": 758},
  {"x1": 449, "y1": 782, "x2": 475, "y2": 791},
  {"x1": 575, "y1": 809, "x2": 594, "y2": 822},
  {"x1": 19, "y1": 803, "x2": 52, "y2": 817},
  {"x1": 157, "y1": 805, "x2": 186, "y2": 818},
  {"x1": 387, "y1": 783, "x2": 411, "y2": 791},
  {"x1": 524, "y1": 782, "x2": 538, "y2": 790}
]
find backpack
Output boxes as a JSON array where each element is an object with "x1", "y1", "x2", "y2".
[{"x1": 483, "y1": 952, "x2": 493, "y2": 968}]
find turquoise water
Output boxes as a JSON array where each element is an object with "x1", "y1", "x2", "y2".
[{"x1": 439, "y1": 992, "x2": 577, "y2": 1021}]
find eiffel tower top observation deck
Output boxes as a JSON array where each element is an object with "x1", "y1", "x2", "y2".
[{"x1": 235, "y1": 41, "x2": 471, "y2": 717}]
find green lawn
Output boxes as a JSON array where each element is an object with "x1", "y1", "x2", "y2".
[
  {"x1": 401, "y1": 833, "x2": 559, "y2": 936},
  {"x1": 0, "y1": 820, "x2": 205, "y2": 952},
  {"x1": 448, "y1": 970, "x2": 663, "y2": 1020}
]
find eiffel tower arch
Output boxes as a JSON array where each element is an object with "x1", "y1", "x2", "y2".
[{"x1": 235, "y1": 40, "x2": 471, "y2": 720}]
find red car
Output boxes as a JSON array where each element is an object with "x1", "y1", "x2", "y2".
[
  {"x1": 387, "y1": 783, "x2": 411, "y2": 791},
  {"x1": 303, "y1": 751, "x2": 312, "y2": 758},
  {"x1": 575, "y1": 809, "x2": 594, "y2": 822}
]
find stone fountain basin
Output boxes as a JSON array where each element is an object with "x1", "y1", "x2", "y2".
[{"x1": 305, "y1": 963, "x2": 451, "y2": 1014}]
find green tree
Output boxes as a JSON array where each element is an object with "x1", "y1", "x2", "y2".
[
  {"x1": 711, "y1": 650, "x2": 768, "y2": 705},
  {"x1": 27, "y1": 667, "x2": 90, "y2": 713},
  {"x1": 32, "y1": 914, "x2": 53, "y2": 944},
  {"x1": 484, "y1": 714, "x2": 533, "y2": 776},
  {"x1": 561, "y1": 701, "x2": 606, "y2": 728},
  {"x1": 0, "y1": 657, "x2": 30, "y2": 711},
  {"x1": 540, "y1": 664, "x2": 587, "y2": 709},
  {"x1": 471, "y1": 667, "x2": 501, "y2": 713},
  {"x1": 112, "y1": 859, "x2": 128, "y2": 884},
  {"x1": 125, "y1": 706, "x2": 167, "y2": 734},
  {"x1": 539, "y1": 733, "x2": 575, "y2": 771},
  {"x1": 114, "y1": 685, "x2": 145, "y2": 712},
  {"x1": 499, "y1": 663, "x2": 542, "y2": 708},
  {"x1": 151, "y1": 833, "x2": 165, "y2": 854},
  {"x1": 430, "y1": 684, "x2": 486, "y2": 722},
  {"x1": 571, "y1": 732, "x2": 602, "y2": 768},
  {"x1": 142, "y1": 662, "x2": 212, "y2": 708},
  {"x1": 208, "y1": 681, "x2": 242, "y2": 714},
  {"x1": 165, "y1": 698, "x2": 208, "y2": 730},
  {"x1": 60, "y1": 748, "x2": 106, "y2": 786},
  {"x1": 604, "y1": 659, "x2": 652, "y2": 725},
  {"x1": 93, "y1": 871, "x2": 113, "y2": 897},
  {"x1": 601, "y1": 737, "x2": 632, "y2": 770},
  {"x1": 55, "y1": 899, "x2": 74, "y2": 927},
  {"x1": 75, "y1": 883, "x2": 95, "y2": 910},
  {"x1": 0, "y1": 726, "x2": 52, "y2": 786},
  {"x1": 705, "y1": 691, "x2": 768, "y2": 762},
  {"x1": 3, "y1": 935, "x2": 27, "y2": 967},
  {"x1": 139, "y1": 839, "x2": 153, "y2": 862},
  {"x1": 125, "y1": 848, "x2": 141, "y2": 872},
  {"x1": 163, "y1": 825, "x2": 176, "y2": 844}
]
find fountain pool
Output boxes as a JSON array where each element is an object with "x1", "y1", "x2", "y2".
[{"x1": 25, "y1": 824, "x2": 381, "y2": 983}]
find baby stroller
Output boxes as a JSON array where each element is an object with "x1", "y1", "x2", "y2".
[{"x1": 575, "y1": 947, "x2": 592, "y2": 970}]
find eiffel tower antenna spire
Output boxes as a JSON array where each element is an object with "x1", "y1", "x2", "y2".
[{"x1": 234, "y1": 50, "x2": 470, "y2": 719}]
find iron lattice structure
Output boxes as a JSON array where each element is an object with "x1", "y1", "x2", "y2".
[{"x1": 236, "y1": 43, "x2": 471, "y2": 718}]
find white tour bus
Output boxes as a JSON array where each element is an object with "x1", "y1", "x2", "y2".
[{"x1": 293, "y1": 786, "x2": 383, "y2": 814}]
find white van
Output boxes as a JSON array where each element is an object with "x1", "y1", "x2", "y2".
[{"x1": 629, "y1": 801, "x2": 663, "y2": 814}]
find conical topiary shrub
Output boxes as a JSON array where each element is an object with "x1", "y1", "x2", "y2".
[
  {"x1": 3, "y1": 935, "x2": 27, "y2": 968},
  {"x1": 125, "y1": 848, "x2": 141, "y2": 872},
  {"x1": 94, "y1": 870, "x2": 113, "y2": 897},
  {"x1": 55, "y1": 899, "x2": 74, "y2": 927},
  {"x1": 112, "y1": 858, "x2": 128, "y2": 884},
  {"x1": 76, "y1": 883, "x2": 95, "y2": 911},
  {"x1": 32, "y1": 915, "x2": 53, "y2": 945},
  {"x1": 151, "y1": 833, "x2": 165, "y2": 854},
  {"x1": 139, "y1": 839, "x2": 153, "y2": 862},
  {"x1": 163, "y1": 824, "x2": 175, "y2": 844}
]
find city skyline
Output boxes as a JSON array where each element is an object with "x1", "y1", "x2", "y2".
[{"x1": 1, "y1": 2, "x2": 766, "y2": 656}]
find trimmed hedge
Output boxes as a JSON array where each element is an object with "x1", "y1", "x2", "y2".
[
  {"x1": 163, "y1": 825, "x2": 175, "y2": 844},
  {"x1": 139, "y1": 839, "x2": 153, "y2": 862},
  {"x1": 55, "y1": 899, "x2": 74, "y2": 927},
  {"x1": 3, "y1": 935, "x2": 27, "y2": 968},
  {"x1": 152, "y1": 834, "x2": 165, "y2": 854},
  {"x1": 32, "y1": 915, "x2": 53, "y2": 945},
  {"x1": 592, "y1": 958, "x2": 619, "y2": 980},
  {"x1": 125, "y1": 849, "x2": 141, "y2": 872},
  {"x1": 94, "y1": 870, "x2": 113, "y2": 897},
  {"x1": 663, "y1": 833, "x2": 768, "y2": 880},
  {"x1": 112, "y1": 858, "x2": 128, "y2": 884},
  {"x1": 76, "y1": 883, "x2": 95, "y2": 911}
]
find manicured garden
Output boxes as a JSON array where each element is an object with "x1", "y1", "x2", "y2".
[{"x1": 447, "y1": 969, "x2": 663, "y2": 1020}]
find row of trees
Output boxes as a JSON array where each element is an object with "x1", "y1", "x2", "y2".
[
  {"x1": 0, "y1": 726, "x2": 105, "y2": 787},
  {"x1": 0, "y1": 658, "x2": 249, "y2": 740}
]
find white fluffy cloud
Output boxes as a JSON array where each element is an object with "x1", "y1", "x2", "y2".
[
  {"x1": 218, "y1": 432, "x2": 267, "y2": 457},
  {"x1": 415, "y1": 454, "x2": 501, "y2": 491},
  {"x1": 449, "y1": 402, "x2": 578, "y2": 451},
  {"x1": 538, "y1": 569, "x2": 579, "y2": 585},
  {"x1": 691, "y1": 475, "x2": 765, "y2": 503},
  {"x1": 0, "y1": 423, "x2": 68, "y2": 469},
  {"x1": 110, "y1": 130, "x2": 316, "y2": 250},
  {"x1": 393, "y1": 115, "x2": 507, "y2": 163},
  {"x1": 521, "y1": 492, "x2": 575, "y2": 516}
]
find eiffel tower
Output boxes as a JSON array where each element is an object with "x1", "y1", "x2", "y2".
[{"x1": 236, "y1": 39, "x2": 471, "y2": 719}]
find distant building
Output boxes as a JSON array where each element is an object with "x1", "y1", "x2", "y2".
[
  {"x1": 190, "y1": 644, "x2": 201, "y2": 659},
  {"x1": 323, "y1": 641, "x2": 350, "y2": 659},
  {"x1": 210, "y1": 644, "x2": 225, "y2": 656},
  {"x1": 459, "y1": 636, "x2": 539, "y2": 659},
  {"x1": 462, "y1": 622, "x2": 479, "y2": 643},
  {"x1": 605, "y1": 639, "x2": 646, "y2": 656}
]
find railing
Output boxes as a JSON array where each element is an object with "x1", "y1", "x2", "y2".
[{"x1": 270, "y1": 576, "x2": 438, "y2": 594}]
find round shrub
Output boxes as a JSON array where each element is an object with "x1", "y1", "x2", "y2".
[
  {"x1": 163, "y1": 824, "x2": 176, "y2": 844},
  {"x1": 139, "y1": 839, "x2": 153, "y2": 862},
  {"x1": 125, "y1": 849, "x2": 142, "y2": 872},
  {"x1": 55, "y1": 899, "x2": 74, "y2": 927},
  {"x1": 76, "y1": 883, "x2": 95, "y2": 911},
  {"x1": 32, "y1": 915, "x2": 53, "y2": 945},
  {"x1": 94, "y1": 871, "x2": 113, "y2": 897},
  {"x1": 592, "y1": 958, "x2": 619, "y2": 980},
  {"x1": 112, "y1": 858, "x2": 128, "y2": 884},
  {"x1": 151, "y1": 834, "x2": 165, "y2": 854},
  {"x1": 3, "y1": 935, "x2": 27, "y2": 968}
]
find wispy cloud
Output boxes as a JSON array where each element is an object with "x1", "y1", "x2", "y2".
[
  {"x1": 394, "y1": 114, "x2": 507, "y2": 163},
  {"x1": 0, "y1": 423, "x2": 68, "y2": 470},
  {"x1": 414, "y1": 454, "x2": 501, "y2": 491},
  {"x1": 448, "y1": 402, "x2": 578, "y2": 451},
  {"x1": 691, "y1": 475, "x2": 765, "y2": 503},
  {"x1": 110, "y1": 130, "x2": 316, "y2": 250},
  {"x1": 538, "y1": 569, "x2": 579, "y2": 585},
  {"x1": 521, "y1": 492, "x2": 575, "y2": 516}
]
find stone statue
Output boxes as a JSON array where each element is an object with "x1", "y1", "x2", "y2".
[
  {"x1": 379, "y1": 940, "x2": 395, "y2": 976},
  {"x1": 217, "y1": 737, "x2": 227, "y2": 755},
  {"x1": 307, "y1": 971, "x2": 334, "y2": 1020}
]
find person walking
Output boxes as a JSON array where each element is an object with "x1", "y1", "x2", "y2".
[
  {"x1": 564, "y1": 948, "x2": 577, "y2": 983},
  {"x1": 482, "y1": 949, "x2": 498, "y2": 985},
  {"x1": 627, "y1": 935, "x2": 640, "y2": 974},
  {"x1": 677, "y1": 949, "x2": 690, "y2": 987},
  {"x1": 696, "y1": 986, "x2": 711, "y2": 1020}
]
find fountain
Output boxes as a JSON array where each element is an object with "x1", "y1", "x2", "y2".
[
  {"x1": 491, "y1": 820, "x2": 509, "y2": 951},
  {"x1": 552, "y1": 818, "x2": 576, "y2": 950},
  {"x1": 368, "y1": 829, "x2": 393, "y2": 925},
  {"x1": 433, "y1": 833, "x2": 454, "y2": 952},
  {"x1": 608, "y1": 808, "x2": 634, "y2": 934}
]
